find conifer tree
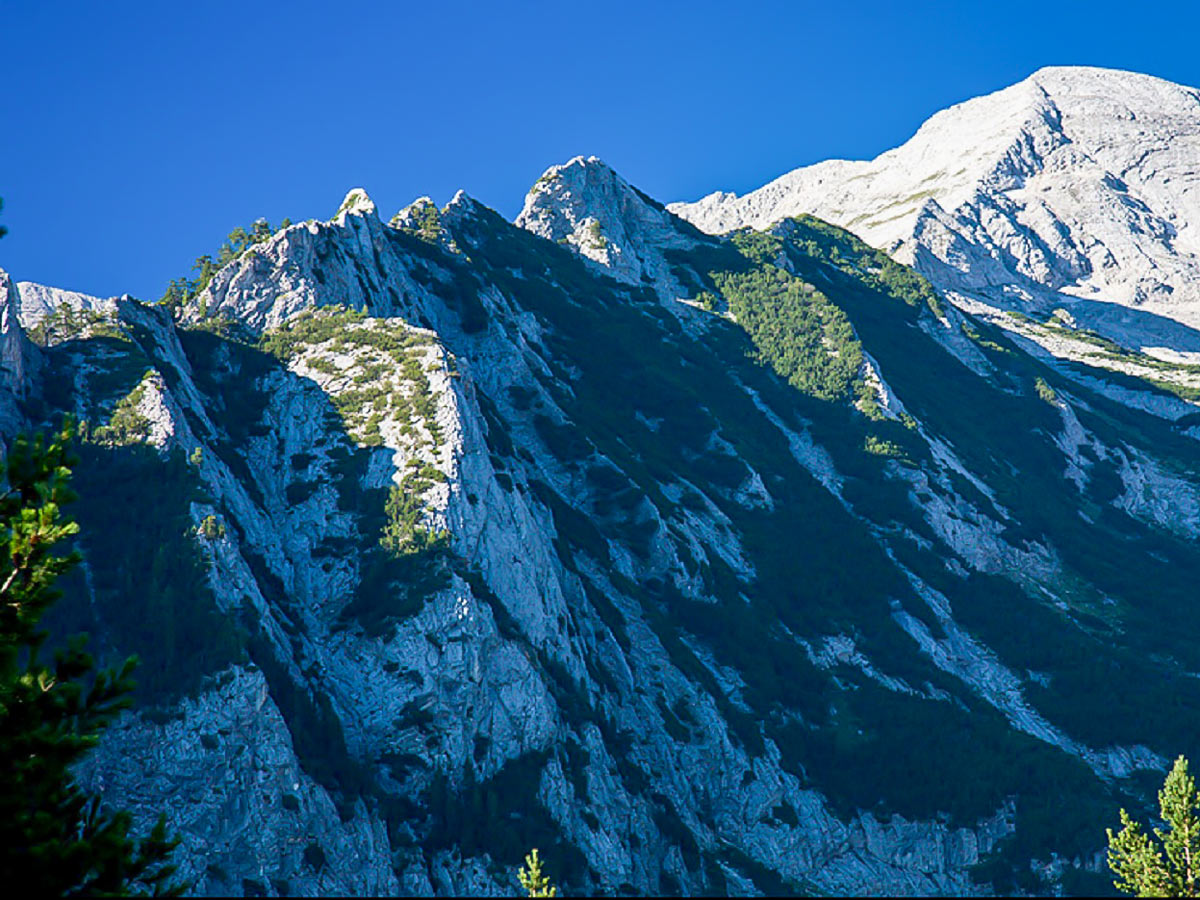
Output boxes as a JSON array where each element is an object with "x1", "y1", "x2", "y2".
[
  {"x1": 1108, "y1": 755, "x2": 1200, "y2": 896},
  {"x1": 518, "y1": 847, "x2": 558, "y2": 897},
  {"x1": 227, "y1": 226, "x2": 248, "y2": 253},
  {"x1": 192, "y1": 254, "x2": 215, "y2": 288},
  {"x1": 0, "y1": 422, "x2": 182, "y2": 895}
]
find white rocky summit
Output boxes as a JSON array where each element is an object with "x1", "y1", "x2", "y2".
[
  {"x1": 672, "y1": 66, "x2": 1200, "y2": 345},
  {"x1": 517, "y1": 155, "x2": 699, "y2": 296}
]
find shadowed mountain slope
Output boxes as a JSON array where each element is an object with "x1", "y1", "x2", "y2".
[{"x1": 7, "y1": 147, "x2": 1200, "y2": 895}]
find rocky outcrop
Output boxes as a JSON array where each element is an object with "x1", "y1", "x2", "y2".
[
  {"x1": 516, "y1": 156, "x2": 699, "y2": 300},
  {"x1": 15, "y1": 280, "x2": 114, "y2": 328},
  {"x1": 21, "y1": 127, "x2": 1200, "y2": 897},
  {"x1": 0, "y1": 270, "x2": 38, "y2": 435},
  {"x1": 671, "y1": 67, "x2": 1200, "y2": 350}
]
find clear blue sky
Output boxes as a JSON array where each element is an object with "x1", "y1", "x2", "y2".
[{"x1": 4, "y1": 0, "x2": 1200, "y2": 300}]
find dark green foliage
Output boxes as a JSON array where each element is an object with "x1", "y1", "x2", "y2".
[
  {"x1": 662, "y1": 240, "x2": 750, "y2": 294},
  {"x1": 380, "y1": 469, "x2": 449, "y2": 558},
  {"x1": 757, "y1": 212, "x2": 1200, "y2": 876},
  {"x1": 91, "y1": 375, "x2": 154, "y2": 445},
  {"x1": 333, "y1": 449, "x2": 451, "y2": 637},
  {"x1": 161, "y1": 217, "x2": 282, "y2": 315},
  {"x1": 445, "y1": 202, "x2": 1179, "y2": 884},
  {"x1": 791, "y1": 213, "x2": 1200, "y2": 665},
  {"x1": 260, "y1": 307, "x2": 443, "y2": 446},
  {"x1": 0, "y1": 424, "x2": 182, "y2": 895},
  {"x1": 28, "y1": 305, "x2": 128, "y2": 348},
  {"x1": 52, "y1": 442, "x2": 246, "y2": 704},
  {"x1": 23, "y1": 182, "x2": 1199, "y2": 898},
  {"x1": 258, "y1": 305, "x2": 368, "y2": 360},
  {"x1": 394, "y1": 200, "x2": 442, "y2": 243},
  {"x1": 717, "y1": 233, "x2": 863, "y2": 403},
  {"x1": 776, "y1": 214, "x2": 944, "y2": 317},
  {"x1": 452, "y1": 210, "x2": 935, "y2": 717},
  {"x1": 38, "y1": 171, "x2": 1200, "y2": 891}
]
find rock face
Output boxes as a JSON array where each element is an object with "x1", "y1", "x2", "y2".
[
  {"x1": 15, "y1": 280, "x2": 114, "y2": 328},
  {"x1": 515, "y1": 156, "x2": 700, "y2": 301},
  {"x1": 11, "y1": 126, "x2": 1200, "y2": 898},
  {"x1": 671, "y1": 66, "x2": 1200, "y2": 350},
  {"x1": 0, "y1": 270, "x2": 37, "y2": 434}
]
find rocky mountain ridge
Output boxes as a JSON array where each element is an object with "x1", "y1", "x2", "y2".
[
  {"x1": 671, "y1": 66, "x2": 1200, "y2": 364},
  {"x1": 9, "y1": 87, "x2": 1200, "y2": 894},
  {"x1": 5, "y1": 195, "x2": 1021, "y2": 896}
]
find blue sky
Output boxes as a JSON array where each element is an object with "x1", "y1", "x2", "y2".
[{"x1": 4, "y1": 0, "x2": 1200, "y2": 300}]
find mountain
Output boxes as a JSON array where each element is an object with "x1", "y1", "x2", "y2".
[
  {"x1": 671, "y1": 67, "x2": 1200, "y2": 384},
  {"x1": 8, "y1": 87, "x2": 1200, "y2": 894}
]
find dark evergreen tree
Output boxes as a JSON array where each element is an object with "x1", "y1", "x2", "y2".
[
  {"x1": 192, "y1": 254, "x2": 215, "y2": 286},
  {"x1": 158, "y1": 279, "x2": 184, "y2": 315},
  {"x1": 0, "y1": 423, "x2": 182, "y2": 895},
  {"x1": 226, "y1": 226, "x2": 248, "y2": 254},
  {"x1": 159, "y1": 216, "x2": 284, "y2": 312}
]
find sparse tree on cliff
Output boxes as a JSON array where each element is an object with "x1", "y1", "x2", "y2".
[
  {"x1": 518, "y1": 847, "x2": 558, "y2": 898},
  {"x1": 1108, "y1": 755, "x2": 1200, "y2": 897}
]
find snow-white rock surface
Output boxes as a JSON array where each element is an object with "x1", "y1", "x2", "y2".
[
  {"x1": 671, "y1": 66, "x2": 1200, "y2": 345},
  {"x1": 15, "y1": 280, "x2": 114, "y2": 327},
  {"x1": 516, "y1": 156, "x2": 698, "y2": 300}
]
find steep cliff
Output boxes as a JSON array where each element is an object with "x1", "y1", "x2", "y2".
[{"x1": 9, "y1": 143, "x2": 1200, "y2": 896}]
